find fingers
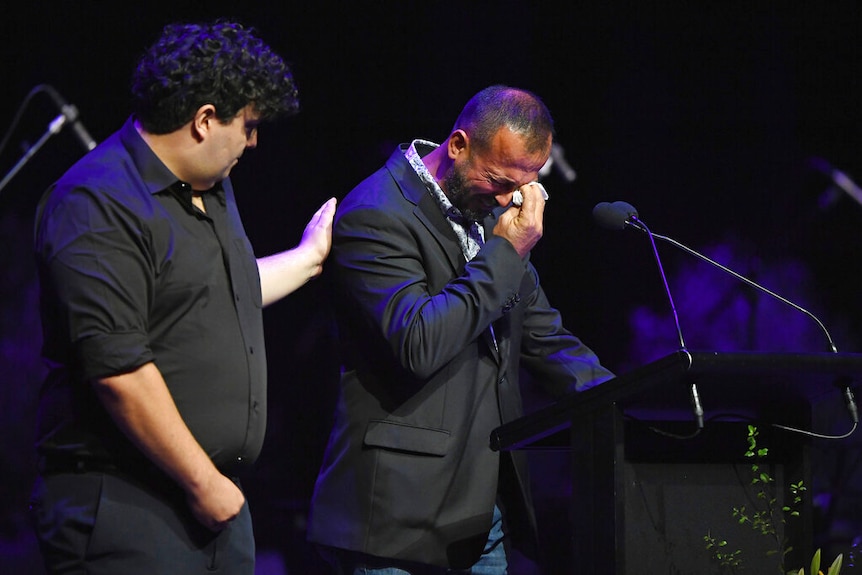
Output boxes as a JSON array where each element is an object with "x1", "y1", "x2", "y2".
[
  {"x1": 188, "y1": 473, "x2": 245, "y2": 532},
  {"x1": 512, "y1": 182, "x2": 549, "y2": 207},
  {"x1": 310, "y1": 197, "x2": 337, "y2": 226},
  {"x1": 320, "y1": 196, "x2": 337, "y2": 214},
  {"x1": 514, "y1": 182, "x2": 546, "y2": 224},
  {"x1": 492, "y1": 183, "x2": 547, "y2": 258},
  {"x1": 302, "y1": 198, "x2": 337, "y2": 241}
]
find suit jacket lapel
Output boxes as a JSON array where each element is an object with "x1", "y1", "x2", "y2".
[
  {"x1": 387, "y1": 146, "x2": 463, "y2": 274},
  {"x1": 386, "y1": 147, "x2": 507, "y2": 365}
]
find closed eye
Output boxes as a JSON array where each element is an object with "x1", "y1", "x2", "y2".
[{"x1": 486, "y1": 175, "x2": 516, "y2": 192}]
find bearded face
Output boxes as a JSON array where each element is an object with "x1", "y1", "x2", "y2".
[{"x1": 442, "y1": 159, "x2": 494, "y2": 223}]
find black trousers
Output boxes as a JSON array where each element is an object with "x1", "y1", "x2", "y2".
[{"x1": 29, "y1": 469, "x2": 255, "y2": 575}]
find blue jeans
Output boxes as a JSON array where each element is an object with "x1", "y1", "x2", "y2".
[{"x1": 330, "y1": 504, "x2": 508, "y2": 575}]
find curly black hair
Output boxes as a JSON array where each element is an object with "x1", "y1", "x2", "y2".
[{"x1": 131, "y1": 20, "x2": 299, "y2": 134}]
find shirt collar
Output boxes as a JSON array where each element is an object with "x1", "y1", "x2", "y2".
[
  {"x1": 119, "y1": 116, "x2": 179, "y2": 196},
  {"x1": 404, "y1": 139, "x2": 471, "y2": 224},
  {"x1": 118, "y1": 116, "x2": 226, "y2": 206}
]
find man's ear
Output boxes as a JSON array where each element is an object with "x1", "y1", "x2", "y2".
[
  {"x1": 447, "y1": 129, "x2": 469, "y2": 160},
  {"x1": 191, "y1": 104, "x2": 218, "y2": 142}
]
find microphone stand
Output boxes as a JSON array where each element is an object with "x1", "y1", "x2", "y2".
[{"x1": 0, "y1": 113, "x2": 68, "y2": 197}]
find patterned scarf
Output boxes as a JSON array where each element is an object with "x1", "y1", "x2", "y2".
[{"x1": 405, "y1": 140, "x2": 485, "y2": 261}]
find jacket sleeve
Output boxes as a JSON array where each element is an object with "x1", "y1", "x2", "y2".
[
  {"x1": 517, "y1": 262, "x2": 615, "y2": 397},
  {"x1": 333, "y1": 194, "x2": 526, "y2": 381}
]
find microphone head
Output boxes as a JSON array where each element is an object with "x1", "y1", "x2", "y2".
[
  {"x1": 593, "y1": 201, "x2": 639, "y2": 230},
  {"x1": 611, "y1": 201, "x2": 639, "y2": 218}
]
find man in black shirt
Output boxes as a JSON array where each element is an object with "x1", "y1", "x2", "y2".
[{"x1": 30, "y1": 20, "x2": 335, "y2": 574}]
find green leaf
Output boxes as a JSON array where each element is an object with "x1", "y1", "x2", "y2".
[
  {"x1": 810, "y1": 548, "x2": 821, "y2": 575},
  {"x1": 826, "y1": 553, "x2": 843, "y2": 575}
]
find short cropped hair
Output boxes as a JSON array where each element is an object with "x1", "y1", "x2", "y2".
[
  {"x1": 131, "y1": 20, "x2": 299, "y2": 134},
  {"x1": 453, "y1": 85, "x2": 554, "y2": 155}
]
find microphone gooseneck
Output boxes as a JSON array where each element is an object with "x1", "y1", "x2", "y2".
[
  {"x1": 630, "y1": 216, "x2": 687, "y2": 351},
  {"x1": 594, "y1": 200, "x2": 839, "y2": 354},
  {"x1": 650, "y1": 231, "x2": 838, "y2": 353},
  {"x1": 592, "y1": 201, "x2": 687, "y2": 351},
  {"x1": 593, "y1": 200, "x2": 699, "y2": 428}
]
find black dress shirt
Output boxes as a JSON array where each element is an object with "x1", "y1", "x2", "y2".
[{"x1": 34, "y1": 117, "x2": 266, "y2": 472}]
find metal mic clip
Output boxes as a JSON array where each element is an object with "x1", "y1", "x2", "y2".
[{"x1": 843, "y1": 385, "x2": 859, "y2": 424}]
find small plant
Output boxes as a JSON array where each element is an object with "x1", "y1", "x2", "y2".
[
  {"x1": 703, "y1": 424, "x2": 843, "y2": 574},
  {"x1": 704, "y1": 531, "x2": 743, "y2": 570}
]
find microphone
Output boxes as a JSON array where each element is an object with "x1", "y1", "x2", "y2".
[
  {"x1": 43, "y1": 85, "x2": 97, "y2": 151},
  {"x1": 538, "y1": 142, "x2": 577, "y2": 183},
  {"x1": 809, "y1": 157, "x2": 862, "y2": 210},
  {"x1": 592, "y1": 200, "x2": 638, "y2": 231}
]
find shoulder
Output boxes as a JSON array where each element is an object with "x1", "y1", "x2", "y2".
[
  {"x1": 338, "y1": 157, "x2": 411, "y2": 218},
  {"x1": 343, "y1": 146, "x2": 429, "y2": 207},
  {"x1": 48, "y1": 132, "x2": 134, "y2": 198},
  {"x1": 36, "y1": 134, "x2": 156, "y2": 238}
]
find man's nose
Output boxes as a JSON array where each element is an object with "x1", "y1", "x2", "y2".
[{"x1": 496, "y1": 191, "x2": 515, "y2": 207}]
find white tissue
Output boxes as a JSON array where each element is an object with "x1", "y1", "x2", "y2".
[{"x1": 512, "y1": 182, "x2": 549, "y2": 206}]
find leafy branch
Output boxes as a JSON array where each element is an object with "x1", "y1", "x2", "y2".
[{"x1": 703, "y1": 424, "x2": 842, "y2": 574}]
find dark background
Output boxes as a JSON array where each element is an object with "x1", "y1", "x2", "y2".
[{"x1": 1, "y1": 2, "x2": 860, "y2": 573}]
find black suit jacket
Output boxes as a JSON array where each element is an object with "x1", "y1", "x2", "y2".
[{"x1": 308, "y1": 145, "x2": 613, "y2": 568}]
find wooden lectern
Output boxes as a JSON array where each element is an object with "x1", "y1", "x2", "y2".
[{"x1": 491, "y1": 350, "x2": 862, "y2": 574}]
